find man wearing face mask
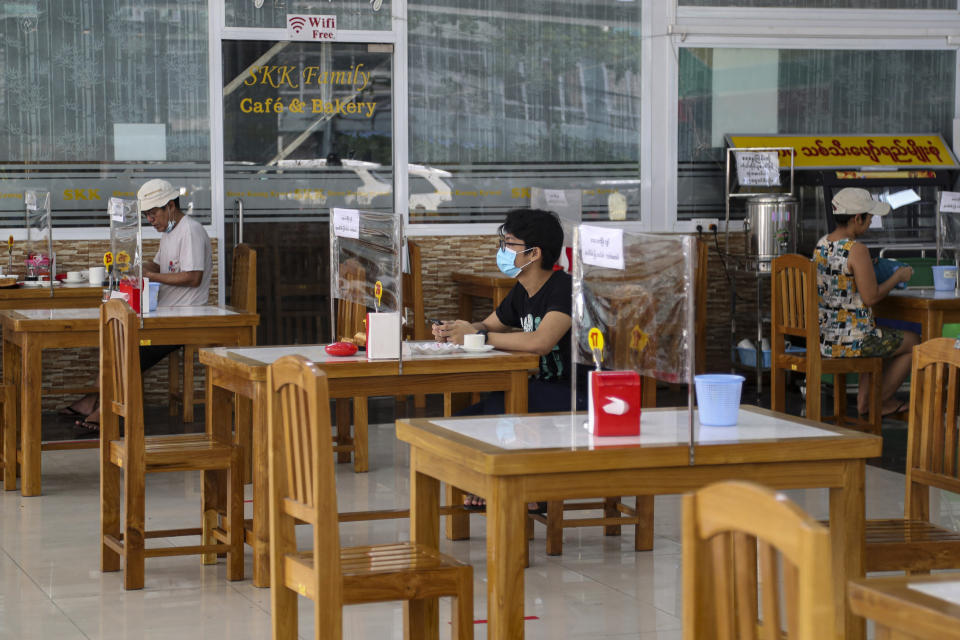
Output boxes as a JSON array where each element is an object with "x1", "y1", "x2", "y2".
[
  {"x1": 138, "y1": 178, "x2": 212, "y2": 307},
  {"x1": 62, "y1": 179, "x2": 212, "y2": 431},
  {"x1": 433, "y1": 208, "x2": 584, "y2": 414}
]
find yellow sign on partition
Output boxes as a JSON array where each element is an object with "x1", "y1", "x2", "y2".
[
  {"x1": 103, "y1": 251, "x2": 113, "y2": 268},
  {"x1": 727, "y1": 134, "x2": 958, "y2": 169}
]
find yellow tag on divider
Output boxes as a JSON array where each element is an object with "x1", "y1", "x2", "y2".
[
  {"x1": 374, "y1": 280, "x2": 383, "y2": 306},
  {"x1": 588, "y1": 327, "x2": 604, "y2": 352},
  {"x1": 140, "y1": 339, "x2": 152, "y2": 346},
  {"x1": 6, "y1": 235, "x2": 12, "y2": 250},
  {"x1": 103, "y1": 252, "x2": 113, "y2": 268},
  {"x1": 629, "y1": 325, "x2": 649, "y2": 354},
  {"x1": 116, "y1": 251, "x2": 131, "y2": 272}
]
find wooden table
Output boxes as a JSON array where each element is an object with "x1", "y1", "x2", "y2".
[
  {"x1": 397, "y1": 406, "x2": 882, "y2": 640},
  {"x1": 1, "y1": 305, "x2": 259, "y2": 496},
  {"x1": 873, "y1": 287, "x2": 960, "y2": 341},
  {"x1": 450, "y1": 271, "x2": 515, "y2": 321},
  {"x1": 0, "y1": 284, "x2": 103, "y2": 310},
  {"x1": 850, "y1": 573, "x2": 960, "y2": 639},
  {"x1": 199, "y1": 342, "x2": 539, "y2": 587}
]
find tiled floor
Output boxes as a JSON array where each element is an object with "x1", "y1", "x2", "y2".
[{"x1": 1, "y1": 409, "x2": 958, "y2": 639}]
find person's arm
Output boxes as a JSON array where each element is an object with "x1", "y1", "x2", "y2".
[
  {"x1": 848, "y1": 242, "x2": 912, "y2": 306},
  {"x1": 142, "y1": 260, "x2": 160, "y2": 274},
  {"x1": 147, "y1": 270, "x2": 203, "y2": 287},
  {"x1": 439, "y1": 310, "x2": 570, "y2": 356}
]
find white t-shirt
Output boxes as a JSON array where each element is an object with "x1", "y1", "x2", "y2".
[{"x1": 154, "y1": 214, "x2": 212, "y2": 307}]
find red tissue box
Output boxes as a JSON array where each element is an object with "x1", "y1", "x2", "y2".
[
  {"x1": 118, "y1": 281, "x2": 141, "y2": 313},
  {"x1": 587, "y1": 370, "x2": 642, "y2": 436}
]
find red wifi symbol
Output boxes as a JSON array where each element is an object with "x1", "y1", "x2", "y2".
[{"x1": 289, "y1": 16, "x2": 306, "y2": 33}]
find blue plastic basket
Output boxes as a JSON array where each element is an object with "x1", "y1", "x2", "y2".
[
  {"x1": 695, "y1": 374, "x2": 744, "y2": 426},
  {"x1": 932, "y1": 265, "x2": 957, "y2": 291}
]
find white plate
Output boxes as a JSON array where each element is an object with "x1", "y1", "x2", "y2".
[
  {"x1": 407, "y1": 342, "x2": 461, "y2": 355},
  {"x1": 19, "y1": 280, "x2": 59, "y2": 287},
  {"x1": 461, "y1": 344, "x2": 495, "y2": 352},
  {"x1": 64, "y1": 278, "x2": 86, "y2": 284}
]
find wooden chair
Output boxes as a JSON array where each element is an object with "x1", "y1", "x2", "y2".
[
  {"x1": 100, "y1": 300, "x2": 243, "y2": 590},
  {"x1": 169, "y1": 244, "x2": 257, "y2": 422},
  {"x1": 333, "y1": 261, "x2": 367, "y2": 465},
  {"x1": 865, "y1": 336, "x2": 960, "y2": 572},
  {"x1": 400, "y1": 241, "x2": 428, "y2": 414},
  {"x1": 683, "y1": 481, "x2": 835, "y2": 640},
  {"x1": 530, "y1": 238, "x2": 707, "y2": 556},
  {"x1": 267, "y1": 355, "x2": 473, "y2": 640},
  {"x1": 770, "y1": 254, "x2": 882, "y2": 434}
]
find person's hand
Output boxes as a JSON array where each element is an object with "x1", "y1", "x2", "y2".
[
  {"x1": 434, "y1": 320, "x2": 476, "y2": 345},
  {"x1": 898, "y1": 265, "x2": 914, "y2": 283},
  {"x1": 431, "y1": 320, "x2": 446, "y2": 342},
  {"x1": 143, "y1": 262, "x2": 159, "y2": 274}
]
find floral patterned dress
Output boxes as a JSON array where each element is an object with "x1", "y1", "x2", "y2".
[{"x1": 813, "y1": 236, "x2": 878, "y2": 357}]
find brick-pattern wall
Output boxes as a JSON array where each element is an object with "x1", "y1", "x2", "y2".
[{"x1": 35, "y1": 238, "x2": 219, "y2": 411}]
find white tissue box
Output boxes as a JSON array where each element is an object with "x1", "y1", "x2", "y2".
[{"x1": 365, "y1": 312, "x2": 400, "y2": 360}]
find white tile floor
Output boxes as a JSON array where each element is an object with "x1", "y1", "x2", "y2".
[{"x1": 1, "y1": 421, "x2": 958, "y2": 639}]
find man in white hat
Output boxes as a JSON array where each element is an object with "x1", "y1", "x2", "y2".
[
  {"x1": 64, "y1": 179, "x2": 212, "y2": 430},
  {"x1": 138, "y1": 178, "x2": 212, "y2": 307}
]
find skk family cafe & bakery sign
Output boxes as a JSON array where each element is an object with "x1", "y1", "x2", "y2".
[
  {"x1": 727, "y1": 134, "x2": 959, "y2": 169},
  {"x1": 238, "y1": 63, "x2": 376, "y2": 118}
]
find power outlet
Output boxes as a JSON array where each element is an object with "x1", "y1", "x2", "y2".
[{"x1": 692, "y1": 218, "x2": 720, "y2": 232}]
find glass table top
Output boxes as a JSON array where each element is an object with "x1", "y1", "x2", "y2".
[{"x1": 9, "y1": 305, "x2": 243, "y2": 320}]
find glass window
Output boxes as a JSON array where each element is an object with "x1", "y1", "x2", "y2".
[
  {"x1": 0, "y1": 2, "x2": 211, "y2": 228},
  {"x1": 408, "y1": 2, "x2": 642, "y2": 223},
  {"x1": 677, "y1": 48, "x2": 956, "y2": 232},
  {"x1": 225, "y1": 0, "x2": 391, "y2": 31},
  {"x1": 680, "y1": 0, "x2": 952, "y2": 7}
]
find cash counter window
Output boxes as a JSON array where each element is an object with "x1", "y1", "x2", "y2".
[{"x1": 677, "y1": 47, "x2": 956, "y2": 222}]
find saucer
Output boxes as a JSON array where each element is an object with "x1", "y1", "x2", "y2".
[
  {"x1": 461, "y1": 344, "x2": 495, "y2": 352},
  {"x1": 65, "y1": 278, "x2": 86, "y2": 284},
  {"x1": 19, "y1": 280, "x2": 59, "y2": 287}
]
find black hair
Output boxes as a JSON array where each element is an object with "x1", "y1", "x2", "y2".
[
  {"x1": 171, "y1": 197, "x2": 181, "y2": 211},
  {"x1": 499, "y1": 208, "x2": 563, "y2": 271},
  {"x1": 832, "y1": 212, "x2": 866, "y2": 228}
]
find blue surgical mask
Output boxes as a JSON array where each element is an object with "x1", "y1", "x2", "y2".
[
  {"x1": 496, "y1": 246, "x2": 533, "y2": 277},
  {"x1": 164, "y1": 220, "x2": 175, "y2": 233}
]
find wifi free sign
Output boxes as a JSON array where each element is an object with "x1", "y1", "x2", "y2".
[{"x1": 286, "y1": 14, "x2": 337, "y2": 41}]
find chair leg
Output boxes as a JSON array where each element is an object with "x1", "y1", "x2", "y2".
[
  {"x1": 101, "y1": 460, "x2": 122, "y2": 572},
  {"x1": 770, "y1": 365, "x2": 786, "y2": 413},
  {"x1": 634, "y1": 495, "x2": 654, "y2": 552},
  {"x1": 453, "y1": 566, "x2": 475, "y2": 640},
  {"x1": 201, "y1": 469, "x2": 224, "y2": 565},
  {"x1": 352, "y1": 396, "x2": 368, "y2": 473},
  {"x1": 226, "y1": 453, "x2": 244, "y2": 581},
  {"x1": 870, "y1": 363, "x2": 883, "y2": 435},
  {"x1": 182, "y1": 346, "x2": 196, "y2": 423},
  {"x1": 124, "y1": 467, "x2": 145, "y2": 590},
  {"x1": 168, "y1": 349, "x2": 181, "y2": 417},
  {"x1": 806, "y1": 369, "x2": 822, "y2": 423},
  {"x1": 545, "y1": 500, "x2": 564, "y2": 555},
  {"x1": 2, "y1": 385, "x2": 15, "y2": 489},
  {"x1": 445, "y1": 485, "x2": 470, "y2": 541},
  {"x1": 603, "y1": 497, "x2": 622, "y2": 536},
  {"x1": 834, "y1": 373, "x2": 847, "y2": 426}
]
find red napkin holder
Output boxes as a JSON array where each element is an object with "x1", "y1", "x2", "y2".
[
  {"x1": 587, "y1": 370, "x2": 641, "y2": 436},
  {"x1": 118, "y1": 281, "x2": 142, "y2": 313}
]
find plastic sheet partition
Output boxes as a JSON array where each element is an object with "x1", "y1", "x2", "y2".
[
  {"x1": 329, "y1": 208, "x2": 403, "y2": 342},
  {"x1": 24, "y1": 190, "x2": 54, "y2": 296},
  {"x1": 109, "y1": 198, "x2": 143, "y2": 317},
  {"x1": 572, "y1": 228, "x2": 697, "y2": 458}
]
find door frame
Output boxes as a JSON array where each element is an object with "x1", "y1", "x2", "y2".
[{"x1": 209, "y1": 0, "x2": 408, "y2": 305}]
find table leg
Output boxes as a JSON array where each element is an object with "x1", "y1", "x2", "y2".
[
  {"x1": 20, "y1": 338, "x2": 42, "y2": 497},
  {"x1": 505, "y1": 370, "x2": 528, "y2": 414},
  {"x1": 405, "y1": 450, "x2": 440, "y2": 640},
  {"x1": 445, "y1": 485, "x2": 470, "y2": 540},
  {"x1": 2, "y1": 338, "x2": 18, "y2": 489},
  {"x1": 203, "y1": 374, "x2": 231, "y2": 564},
  {"x1": 927, "y1": 309, "x2": 943, "y2": 342},
  {"x1": 829, "y1": 460, "x2": 866, "y2": 640},
  {"x1": 352, "y1": 396, "x2": 368, "y2": 473},
  {"x1": 235, "y1": 394, "x2": 253, "y2": 484},
  {"x1": 487, "y1": 477, "x2": 527, "y2": 640},
  {"x1": 251, "y1": 381, "x2": 271, "y2": 587}
]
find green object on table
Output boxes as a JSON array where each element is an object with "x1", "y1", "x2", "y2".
[
  {"x1": 943, "y1": 323, "x2": 960, "y2": 338},
  {"x1": 897, "y1": 257, "x2": 936, "y2": 288}
]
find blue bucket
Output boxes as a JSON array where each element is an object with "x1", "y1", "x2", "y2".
[
  {"x1": 932, "y1": 265, "x2": 957, "y2": 291},
  {"x1": 694, "y1": 374, "x2": 744, "y2": 426}
]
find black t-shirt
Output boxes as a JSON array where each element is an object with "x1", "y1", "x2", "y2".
[{"x1": 495, "y1": 270, "x2": 572, "y2": 383}]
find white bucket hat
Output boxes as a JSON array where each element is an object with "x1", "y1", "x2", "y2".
[
  {"x1": 832, "y1": 187, "x2": 891, "y2": 217},
  {"x1": 137, "y1": 179, "x2": 181, "y2": 213}
]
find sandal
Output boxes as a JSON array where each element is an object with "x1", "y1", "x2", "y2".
[
  {"x1": 883, "y1": 400, "x2": 909, "y2": 418},
  {"x1": 463, "y1": 494, "x2": 486, "y2": 512},
  {"x1": 74, "y1": 419, "x2": 99, "y2": 432},
  {"x1": 58, "y1": 406, "x2": 85, "y2": 419}
]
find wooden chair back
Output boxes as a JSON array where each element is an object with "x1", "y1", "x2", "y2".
[
  {"x1": 683, "y1": 481, "x2": 835, "y2": 640},
  {"x1": 771, "y1": 253, "x2": 819, "y2": 366},
  {"x1": 335, "y1": 261, "x2": 367, "y2": 342},
  {"x1": 402, "y1": 240, "x2": 428, "y2": 340},
  {"x1": 906, "y1": 337, "x2": 960, "y2": 514},
  {"x1": 267, "y1": 355, "x2": 343, "y2": 635},
  {"x1": 231, "y1": 243, "x2": 257, "y2": 313},
  {"x1": 100, "y1": 299, "x2": 144, "y2": 451}
]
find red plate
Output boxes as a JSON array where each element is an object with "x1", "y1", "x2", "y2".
[{"x1": 325, "y1": 342, "x2": 358, "y2": 357}]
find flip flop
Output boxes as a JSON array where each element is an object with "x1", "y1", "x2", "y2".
[
  {"x1": 74, "y1": 419, "x2": 99, "y2": 432},
  {"x1": 463, "y1": 494, "x2": 486, "y2": 512},
  {"x1": 882, "y1": 400, "x2": 909, "y2": 418}
]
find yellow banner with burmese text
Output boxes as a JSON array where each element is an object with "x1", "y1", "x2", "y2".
[{"x1": 727, "y1": 134, "x2": 958, "y2": 169}]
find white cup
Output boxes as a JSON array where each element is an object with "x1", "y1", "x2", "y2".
[
  {"x1": 463, "y1": 333, "x2": 486, "y2": 349},
  {"x1": 88, "y1": 266, "x2": 105, "y2": 286},
  {"x1": 67, "y1": 270, "x2": 83, "y2": 281}
]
